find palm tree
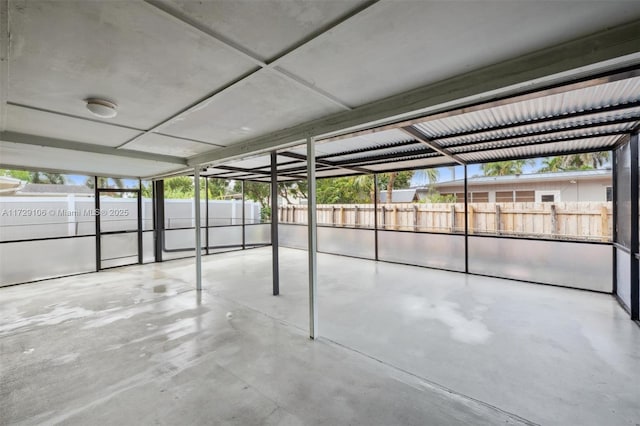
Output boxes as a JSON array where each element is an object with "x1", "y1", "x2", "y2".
[
  {"x1": 353, "y1": 175, "x2": 375, "y2": 202},
  {"x1": 481, "y1": 159, "x2": 534, "y2": 176},
  {"x1": 538, "y1": 157, "x2": 564, "y2": 173},
  {"x1": 413, "y1": 168, "x2": 440, "y2": 186},
  {"x1": 560, "y1": 152, "x2": 610, "y2": 170},
  {"x1": 386, "y1": 172, "x2": 397, "y2": 204}
]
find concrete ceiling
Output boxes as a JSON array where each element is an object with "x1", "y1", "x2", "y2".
[{"x1": 1, "y1": 0, "x2": 640, "y2": 178}]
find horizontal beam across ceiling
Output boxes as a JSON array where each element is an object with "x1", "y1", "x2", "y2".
[
  {"x1": 188, "y1": 20, "x2": 640, "y2": 167},
  {"x1": 0, "y1": 131, "x2": 187, "y2": 165}
]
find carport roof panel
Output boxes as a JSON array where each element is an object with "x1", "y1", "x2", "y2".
[
  {"x1": 202, "y1": 70, "x2": 640, "y2": 181},
  {"x1": 412, "y1": 76, "x2": 640, "y2": 141},
  {"x1": 458, "y1": 135, "x2": 622, "y2": 163}
]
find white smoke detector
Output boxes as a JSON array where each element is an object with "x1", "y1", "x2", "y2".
[{"x1": 86, "y1": 98, "x2": 118, "y2": 119}]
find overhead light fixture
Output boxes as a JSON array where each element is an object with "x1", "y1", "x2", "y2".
[{"x1": 85, "y1": 98, "x2": 117, "y2": 119}]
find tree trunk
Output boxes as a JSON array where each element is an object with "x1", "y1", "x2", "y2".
[{"x1": 386, "y1": 172, "x2": 397, "y2": 204}]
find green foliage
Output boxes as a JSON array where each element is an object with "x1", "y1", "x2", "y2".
[
  {"x1": 317, "y1": 176, "x2": 371, "y2": 204},
  {"x1": 315, "y1": 171, "x2": 414, "y2": 204},
  {"x1": 0, "y1": 169, "x2": 66, "y2": 184},
  {"x1": 278, "y1": 181, "x2": 307, "y2": 204},
  {"x1": 0, "y1": 169, "x2": 31, "y2": 181},
  {"x1": 260, "y1": 206, "x2": 271, "y2": 221},
  {"x1": 141, "y1": 181, "x2": 153, "y2": 198},
  {"x1": 424, "y1": 192, "x2": 457, "y2": 203},
  {"x1": 234, "y1": 181, "x2": 271, "y2": 220},
  {"x1": 207, "y1": 178, "x2": 229, "y2": 200},
  {"x1": 164, "y1": 176, "x2": 194, "y2": 199},
  {"x1": 538, "y1": 152, "x2": 611, "y2": 173},
  {"x1": 537, "y1": 157, "x2": 564, "y2": 173},
  {"x1": 481, "y1": 159, "x2": 534, "y2": 176},
  {"x1": 376, "y1": 171, "x2": 413, "y2": 191}
]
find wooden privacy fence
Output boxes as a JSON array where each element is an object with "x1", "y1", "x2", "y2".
[{"x1": 278, "y1": 202, "x2": 613, "y2": 241}]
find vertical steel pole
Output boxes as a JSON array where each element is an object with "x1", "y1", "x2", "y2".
[
  {"x1": 137, "y1": 179, "x2": 143, "y2": 265},
  {"x1": 307, "y1": 135, "x2": 318, "y2": 339},
  {"x1": 94, "y1": 176, "x2": 100, "y2": 271},
  {"x1": 612, "y1": 149, "x2": 618, "y2": 295},
  {"x1": 373, "y1": 173, "x2": 379, "y2": 261},
  {"x1": 205, "y1": 177, "x2": 209, "y2": 255},
  {"x1": 194, "y1": 168, "x2": 202, "y2": 291},
  {"x1": 271, "y1": 152, "x2": 280, "y2": 295},
  {"x1": 242, "y1": 180, "x2": 246, "y2": 250},
  {"x1": 464, "y1": 165, "x2": 469, "y2": 274},
  {"x1": 153, "y1": 180, "x2": 165, "y2": 263},
  {"x1": 630, "y1": 133, "x2": 639, "y2": 320}
]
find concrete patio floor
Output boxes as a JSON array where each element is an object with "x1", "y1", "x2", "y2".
[{"x1": 1, "y1": 247, "x2": 639, "y2": 425}]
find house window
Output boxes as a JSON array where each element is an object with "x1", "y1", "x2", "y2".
[
  {"x1": 515, "y1": 190, "x2": 535, "y2": 202},
  {"x1": 606, "y1": 186, "x2": 612, "y2": 202},
  {"x1": 535, "y1": 190, "x2": 561, "y2": 203},
  {"x1": 496, "y1": 191, "x2": 514, "y2": 202},
  {"x1": 470, "y1": 192, "x2": 489, "y2": 202}
]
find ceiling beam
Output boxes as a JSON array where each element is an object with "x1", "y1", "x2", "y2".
[
  {"x1": 6, "y1": 102, "x2": 226, "y2": 148},
  {"x1": 401, "y1": 126, "x2": 465, "y2": 165},
  {"x1": 0, "y1": 131, "x2": 187, "y2": 165},
  {"x1": 317, "y1": 139, "x2": 420, "y2": 160},
  {"x1": 214, "y1": 164, "x2": 307, "y2": 181},
  {"x1": 0, "y1": 0, "x2": 9, "y2": 132},
  {"x1": 278, "y1": 151, "x2": 374, "y2": 175},
  {"x1": 188, "y1": 20, "x2": 640, "y2": 167}
]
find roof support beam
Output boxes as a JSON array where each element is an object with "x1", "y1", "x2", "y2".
[
  {"x1": 278, "y1": 151, "x2": 373, "y2": 175},
  {"x1": 316, "y1": 140, "x2": 420, "y2": 160},
  {"x1": 7, "y1": 102, "x2": 225, "y2": 148},
  {"x1": 214, "y1": 163, "x2": 307, "y2": 181},
  {"x1": 189, "y1": 21, "x2": 640, "y2": 167},
  {"x1": 401, "y1": 126, "x2": 466, "y2": 165},
  {"x1": 0, "y1": 131, "x2": 187, "y2": 165}
]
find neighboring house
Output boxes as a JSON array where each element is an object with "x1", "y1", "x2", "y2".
[
  {"x1": 0, "y1": 183, "x2": 94, "y2": 197},
  {"x1": 425, "y1": 169, "x2": 612, "y2": 203},
  {"x1": 380, "y1": 170, "x2": 612, "y2": 203},
  {"x1": 379, "y1": 189, "x2": 419, "y2": 203}
]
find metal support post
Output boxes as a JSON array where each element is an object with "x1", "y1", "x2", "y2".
[
  {"x1": 194, "y1": 168, "x2": 202, "y2": 291},
  {"x1": 630, "y1": 133, "x2": 639, "y2": 320},
  {"x1": 307, "y1": 135, "x2": 318, "y2": 339},
  {"x1": 271, "y1": 152, "x2": 280, "y2": 295},
  {"x1": 464, "y1": 165, "x2": 469, "y2": 273},
  {"x1": 94, "y1": 176, "x2": 100, "y2": 271},
  {"x1": 137, "y1": 179, "x2": 143, "y2": 264},
  {"x1": 373, "y1": 173, "x2": 379, "y2": 261},
  {"x1": 205, "y1": 177, "x2": 209, "y2": 255},
  {"x1": 242, "y1": 180, "x2": 246, "y2": 249},
  {"x1": 153, "y1": 180, "x2": 165, "y2": 262}
]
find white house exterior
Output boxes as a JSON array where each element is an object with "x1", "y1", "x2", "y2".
[{"x1": 421, "y1": 169, "x2": 612, "y2": 203}]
